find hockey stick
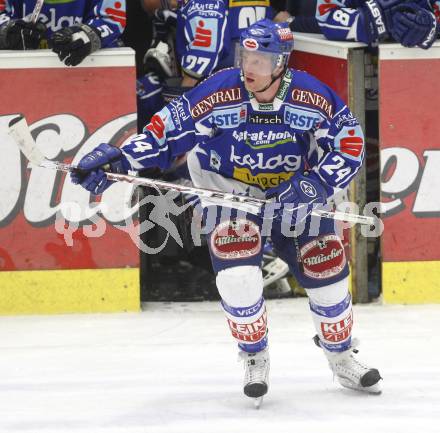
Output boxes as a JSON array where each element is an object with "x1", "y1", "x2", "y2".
[
  {"x1": 8, "y1": 115, "x2": 375, "y2": 225},
  {"x1": 29, "y1": 0, "x2": 44, "y2": 24}
]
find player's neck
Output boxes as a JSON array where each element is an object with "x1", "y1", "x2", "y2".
[{"x1": 254, "y1": 76, "x2": 282, "y2": 103}]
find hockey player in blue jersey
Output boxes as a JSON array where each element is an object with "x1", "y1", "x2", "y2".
[
  {"x1": 71, "y1": 19, "x2": 382, "y2": 403},
  {"x1": 0, "y1": 0, "x2": 126, "y2": 65},
  {"x1": 316, "y1": 0, "x2": 439, "y2": 48}
]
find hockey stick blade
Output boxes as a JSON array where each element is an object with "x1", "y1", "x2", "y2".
[
  {"x1": 9, "y1": 115, "x2": 46, "y2": 165},
  {"x1": 29, "y1": 0, "x2": 44, "y2": 24},
  {"x1": 8, "y1": 115, "x2": 375, "y2": 224}
]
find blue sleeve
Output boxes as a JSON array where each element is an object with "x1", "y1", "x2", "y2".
[
  {"x1": 121, "y1": 75, "x2": 221, "y2": 171},
  {"x1": 310, "y1": 83, "x2": 365, "y2": 195},
  {"x1": 315, "y1": 0, "x2": 376, "y2": 44},
  {"x1": 85, "y1": 0, "x2": 126, "y2": 48},
  {"x1": 176, "y1": 0, "x2": 228, "y2": 79},
  {"x1": 292, "y1": 72, "x2": 364, "y2": 195}
]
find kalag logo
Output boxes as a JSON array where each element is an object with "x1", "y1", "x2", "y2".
[
  {"x1": 24, "y1": 6, "x2": 82, "y2": 31},
  {"x1": 230, "y1": 145, "x2": 300, "y2": 172}
]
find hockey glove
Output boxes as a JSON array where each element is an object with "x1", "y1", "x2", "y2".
[
  {"x1": 390, "y1": 3, "x2": 438, "y2": 49},
  {"x1": 143, "y1": 9, "x2": 178, "y2": 79},
  {"x1": 265, "y1": 172, "x2": 328, "y2": 225},
  {"x1": 70, "y1": 143, "x2": 129, "y2": 195},
  {"x1": 0, "y1": 19, "x2": 46, "y2": 50},
  {"x1": 152, "y1": 8, "x2": 177, "y2": 43},
  {"x1": 49, "y1": 24, "x2": 101, "y2": 66},
  {"x1": 361, "y1": 0, "x2": 402, "y2": 41}
]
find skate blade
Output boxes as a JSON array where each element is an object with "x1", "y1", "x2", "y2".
[
  {"x1": 254, "y1": 396, "x2": 264, "y2": 409},
  {"x1": 339, "y1": 377, "x2": 382, "y2": 394}
]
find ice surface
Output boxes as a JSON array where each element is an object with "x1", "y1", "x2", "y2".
[{"x1": 0, "y1": 299, "x2": 439, "y2": 433}]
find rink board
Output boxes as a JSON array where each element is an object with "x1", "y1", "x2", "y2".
[
  {"x1": 379, "y1": 44, "x2": 440, "y2": 304},
  {"x1": 0, "y1": 49, "x2": 140, "y2": 314},
  {"x1": 0, "y1": 268, "x2": 139, "y2": 315},
  {"x1": 382, "y1": 261, "x2": 440, "y2": 304}
]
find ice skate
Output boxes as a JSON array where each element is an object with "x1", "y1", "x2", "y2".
[
  {"x1": 315, "y1": 335, "x2": 382, "y2": 394},
  {"x1": 239, "y1": 348, "x2": 270, "y2": 407}
]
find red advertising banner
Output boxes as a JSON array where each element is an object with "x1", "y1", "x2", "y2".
[
  {"x1": 379, "y1": 53, "x2": 440, "y2": 262},
  {"x1": 291, "y1": 51, "x2": 349, "y2": 103},
  {"x1": 0, "y1": 51, "x2": 139, "y2": 271}
]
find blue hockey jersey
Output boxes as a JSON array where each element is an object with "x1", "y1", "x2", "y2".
[
  {"x1": 316, "y1": 0, "x2": 440, "y2": 44},
  {"x1": 176, "y1": 0, "x2": 274, "y2": 79},
  {"x1": 0, "y1": 0, "x2": 126, "y2": 47},
  {"x1": 123, "y1": 68, "x2": 365, "y2": 197}
]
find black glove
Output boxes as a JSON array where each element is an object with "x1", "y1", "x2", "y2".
[
  {"x1": 0, "y1": 19, "x2": 46, "y2": 50},
  {"x1": 151, "y1": 8, "x2": 177, "y2": 44},
  {"x1": 391, "y1": 3, "x2": 438, "y2": 48},
  {"x1": 49, "y1": 24, "x2": 101, "y2": 66}
]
